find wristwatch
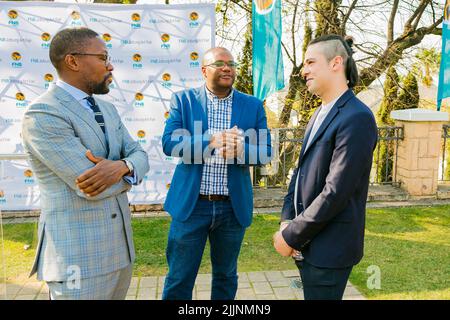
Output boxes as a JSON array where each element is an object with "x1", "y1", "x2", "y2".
[{"x1": 122, "y1": 159, "x2": 134, "y2": 175}]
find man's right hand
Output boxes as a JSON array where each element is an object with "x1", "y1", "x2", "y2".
[
  {"x1": 209, "y1": 126, "x2": 243, "y2": 158},
  {"x1": 75, "y1": 150, "x2": 129, "y2": 197}
]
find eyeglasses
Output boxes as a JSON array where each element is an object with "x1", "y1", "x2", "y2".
[
  {"x1": 204, "y1": 60, "x2": 238, "y2": 69},
  {"x1": 70, "y1": 52, "x2": 111, "y2": 66}
]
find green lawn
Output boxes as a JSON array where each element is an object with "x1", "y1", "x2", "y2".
[{"x1": 1, "y1": 205, "x2": 449, "y2": 299}]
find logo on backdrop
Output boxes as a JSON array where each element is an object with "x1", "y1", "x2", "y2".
[
  {"x1": 16, "y1": 92, "x2": 27, "y2": 108},
  {"x1": 41, "y1": 32, "x2": 51, "y2": 49},
  {"x1": 254, "y1": 0, "x2": 275, "y2": 15},
  {"x1": 44, "y1": 73, "x2": 54, "y2": 88},
  {"x1": 24, "y1": 169, "x2": 35, "y2": 184},
  {"x1": 0, "y1": 189, "x2": 5, "y2": 204},
  {"x1": 8, "y1": 9, "x2": 19, "y2": 26},
  {"x1": 189, "y1": 11, "x2": 199, "y2": 28},
  {"x1": 161, "y1": 33, "x2": 171, "y2": 49},
  {"x1": 103, "y1": 33, "x2": 112, "y2": 48},
  {"x1": 132, "y1": 53, "x2": 142, "y2": 69},
  {"x1": 137, "y1": 130, "x2": 147, "y2": 144},
  {"x1": 131, "y1": 12, "x2": 141, "y2": 29},
  {"x1": 189, "y1": 51, "x2": 199, "y2": 68},
  {"x1": 134, "y1": 92, "x2": 144, "y2": 108},
  {"x1": 11, "y1": 51, "x2": 22, "y2": 68},
  {"x1": 70, "y1": 10, "x2": 82, "y2": 26},
  {"x1": 162, "y1": 73, "x2": 172, "y2": 88}
]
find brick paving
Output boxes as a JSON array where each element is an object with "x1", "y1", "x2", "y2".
[{"x1": 1, "y1": 270, "x2": 365, "y2": 300}]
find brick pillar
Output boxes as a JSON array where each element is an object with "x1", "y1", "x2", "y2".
[{"x1": 391, "y1": 109, "x2": 449, "y2": 197}]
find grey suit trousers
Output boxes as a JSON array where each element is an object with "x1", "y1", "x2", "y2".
[{"x1": 47, "y1": 264, "x2": 133, "y2": 300}]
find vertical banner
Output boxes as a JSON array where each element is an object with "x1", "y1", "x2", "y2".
[
  {"x1": 438, "y1": 0, "x2": 450, "y2": 111},
  {"x1": 0, "y1": 1, "x2": 215, "y2": 209},
  {"x1": 252, "y1": 0, "x2": 284, "y2": 101}
]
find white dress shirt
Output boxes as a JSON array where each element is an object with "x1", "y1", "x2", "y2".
[
  {"x1": 54, "y1": 80, "x2": 137, "y2": 185},
  {"x1": 293, "y1": 92, "x2": 345, "y2": 216}
]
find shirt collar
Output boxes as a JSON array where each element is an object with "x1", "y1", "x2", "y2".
[
  {"x1": 205, "y1": 85, "x2": 234, "y2": 102},
  {"x1": 55, "y1": 79, "x2": 90, "y2": 102},
  {"x1": 320, "y1": 91, "x2": 346, "y2": 113}
]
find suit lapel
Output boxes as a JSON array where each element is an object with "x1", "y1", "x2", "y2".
[
  {"x1": 299, "y1": 107, "x2": 320, "y2": 159},
  {"x1": 302, "y1": 106, "x2": 339, "y2": 156},
  {"x1": 230, "y1": 90, "x2": 243, "y2": 128},
  {"x1": 194, "y1": 86, "x2": 209, "y2": 131},
  {"x1": 300, "y1": 89, "x2": 355, "y2": 159},
  {"x1": 52, "y1": 86, "x2": 108, "y2": 151}
]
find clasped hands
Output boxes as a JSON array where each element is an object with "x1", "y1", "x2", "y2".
[
  {"x1": 75, "y1": 150, "x2": 129, "y2": 197},
  {"x1": 209, "y1": 126, "x2": 244, "y2": 159}
]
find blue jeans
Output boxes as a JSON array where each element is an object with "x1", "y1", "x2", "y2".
[{"x1": 162, "y1": 199, "x2": 246, "y2": 300}]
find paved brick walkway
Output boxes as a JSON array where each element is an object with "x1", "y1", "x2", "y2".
[{"x1": 1, "y1": 270, "x2": 365, "y2": 300}]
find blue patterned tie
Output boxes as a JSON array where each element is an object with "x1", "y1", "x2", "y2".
[{"x1": 85, "y1": 96, "x2": 105, "y2": 134}]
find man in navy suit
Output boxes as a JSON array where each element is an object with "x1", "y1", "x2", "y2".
[
  {"x1": 273, "y1": 35, "x2": 377, "y2": 300},
  {"x1": 161, "y1": 47, "x2": 271, "y2": 300}
]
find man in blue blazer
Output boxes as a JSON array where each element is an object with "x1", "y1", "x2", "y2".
[
  {"x1": 161, "y1": 47, "x2": 272, "y2": 300},
  {"x1": 273, "y1": 35, "x2": 377, "y2": 300}
]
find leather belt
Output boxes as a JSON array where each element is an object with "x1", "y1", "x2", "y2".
[{"x1": 199, "y1": 194, "x2": 230, "y2": 201}]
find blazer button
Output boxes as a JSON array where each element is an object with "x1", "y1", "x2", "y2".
[{"x1": 111, "y1": 213, "x2": 117, "y2": 219}]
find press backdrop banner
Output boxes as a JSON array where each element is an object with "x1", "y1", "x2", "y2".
[{"x1": 0, "y1": 1, "x2": 215, "y2": 209}]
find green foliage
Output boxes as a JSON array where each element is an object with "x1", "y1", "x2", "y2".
[
  {"x1": 395, "y1": 71, "x2": 420, "y2": 110},
  {"x1": 375, "y1": 68, "x2": 419, "y2": 183},
  {"x1": 235, "y1": 21, "x2": 253, "y2": 95},
  {"x1": 414, "y1": 48, "x2": 441, "y2": 87},
  {"x1": 377, "y1": 66, "x2": 399, "y2": 126}
]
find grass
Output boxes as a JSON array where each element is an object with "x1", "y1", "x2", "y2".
[{"x1": 1, "y1": 205, "x2": 449, "y2": 299}]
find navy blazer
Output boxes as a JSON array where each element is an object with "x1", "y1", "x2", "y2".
[
  {"x1": 281, "y1": 89, "x2": 377, "y2": 268},
  {"x1": 162, "y1": 86, "x2": 272, "y2": 227}
]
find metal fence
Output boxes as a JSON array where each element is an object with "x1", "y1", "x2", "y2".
[
  {"x1": 439, "y1": 124, "x2": 450, "y2": 183},
  {"x1": 252, "y1": 126, "x2": 404, "y2": 188}
]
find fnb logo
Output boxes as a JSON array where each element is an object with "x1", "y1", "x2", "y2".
[
  {"x1": 16, "y1": 92, "x2": 27, "y2": 108},
  {"x1": 44, "y1": 73, "x2": 54, "y2": 88},
  {"x1": 162, "y1": 73, "x2": 172, "y2": 88},
  {"x1": 134, "y1": 92, "x2": 144, "y2": 108},
  {"x1": 189, "y1": 52, "x2": 200, "y2": 68},
  {"x1": 137, "y1": 130, "x2": 147, "y2": 144},
  {"x1": 41, "y1": 32, "x2": 51, "y2": 49},
  {"x1": 11, "y1": 51, "x2": 22, "y2": 68},
  {"x1": 70, "y1": 11, "x2": 82, "y2": 26},
  {"x1": 8, "y1": 9, "x2": 19, "y2": 26},
  {"x1": 189, "y1": 11, "x2": 199, "y2": 28},
  {"x1": 71, "y1": 11, "x2": 81, "y2": 20},
  {"x1": 103, "y1": 33, "x2": 112, "y2": 48},
  {"x1": 132, "y1": 53, "x2": 142, "y2": 69},
  {"x1": 161, "y1": 34, "x2": 171, "y2": 49},
  {"x1": 24, "y1": 169, "x2": 35, "y2": 184},
  {"x1": 131, "y1": 13, "x2": 141, "y2": 29}
]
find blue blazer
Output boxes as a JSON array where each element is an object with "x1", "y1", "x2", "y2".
[
  {"x1": 162, "y1": 86, "x2": 272, "y2": 227},
  {"x1": 281, "y1": 89, "x2": 378, "y2": 268}
]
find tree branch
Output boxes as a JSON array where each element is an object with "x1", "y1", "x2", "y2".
[{"x1": 387, "y1": 0, "x2": 400, "y2": 45}]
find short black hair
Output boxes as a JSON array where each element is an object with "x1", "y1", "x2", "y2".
[
  {"x1": 308, "y1": 34, "x2": 359, "y2": 88},
  {"x1": 49, "y1": 27, "x2": 99, "y2": 70}
]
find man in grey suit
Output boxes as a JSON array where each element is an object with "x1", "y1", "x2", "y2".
[{"x1": 22, "y1": 27, "x2": 149, "y2": 300}]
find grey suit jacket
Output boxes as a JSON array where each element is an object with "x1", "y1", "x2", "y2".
[{"x1": 22, "y1": 85, "x2": 149, "y2": 281}]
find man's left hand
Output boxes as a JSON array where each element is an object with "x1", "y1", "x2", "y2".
[
  {"x1": 273, "y1": 231, "x2": 294, "y2": 257},
  {"x1": 76, "y1": 150, "x2": 129, "y2": 197}
]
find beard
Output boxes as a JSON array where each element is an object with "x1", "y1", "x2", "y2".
[{"x1": 87, "y1": 74, "x2": 111, "y2": 95}]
